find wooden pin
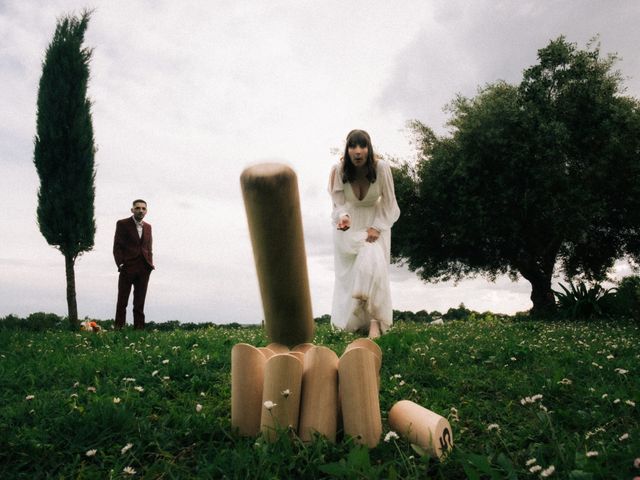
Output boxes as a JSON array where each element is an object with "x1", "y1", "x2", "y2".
[
  {"x1": 260, "y1": 353, "x2": 303, "y2": 441},
  {"x1": 240, "y1": 163, "x2": 315, "y2": 347},
  {"x1": 288, "y1": 351, "x2": 305, "y2": 363},
  {"x1": 338, "y1": 347, "x2": 382, "y2": 447},
  {"x1": 298, "y1": 346, "x2": 339, "y2": 442},
  {"x1": 266, "y1": 342, "x2": 290, "y2": 354},
  {"x1": 388, "y1": 400, "x2": 454, "y2": 458},
  {"x1": 344, "y1": 338, "x2": 382, "y2": 374},
  {"x1": 258, "y1": 347, "x2": 275, "y2": 359},
  {"x1": 231, "y1": 343, "x2": 267, "y2": 436},
  {"x1": 292, "y1": 342, "x2": 315, "y2": 354}
]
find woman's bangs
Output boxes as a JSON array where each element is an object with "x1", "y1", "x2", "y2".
[{"x1": 346, "y1": 131, "x2": 370, "y2": 149}]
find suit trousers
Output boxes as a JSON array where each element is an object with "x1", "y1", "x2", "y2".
[{"x1": 115, "y1": 256, "x2": 152, "y2": 329}]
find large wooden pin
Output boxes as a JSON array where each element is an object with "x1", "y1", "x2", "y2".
[
  {"x1": 240, "y1": 163, "x2": 315, "y2": 347},
  {"x1": 338, "y1": 347, "x2": 382, "y2": 447},
  {"x1": 231, "y1": 343, "x2": 267, "y2": 436},
  {"x1": 298, "y1": 346, "x2": 339, "y2": 442},
  {"x1": 388, "y1": 400, "x2": 454, "y2": 458}
]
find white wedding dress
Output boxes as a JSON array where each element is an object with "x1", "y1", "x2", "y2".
[{"x1": 328, "y1": 159, "x2": 400, "y2": 333}]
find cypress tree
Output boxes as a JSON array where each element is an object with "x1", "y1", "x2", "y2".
[{"x1": 34, "y1": 11, "x2": 96, "y2": 328}]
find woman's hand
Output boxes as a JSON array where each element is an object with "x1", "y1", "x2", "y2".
[
  {"x1": 366, "y1": 227, "x2": 380, "y2": 242},
  {"x1": 337, "y1": 215, "x2": 351, "y2": 231}
]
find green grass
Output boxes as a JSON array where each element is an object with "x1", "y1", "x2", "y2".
[{"x1": 1, "y1": 318, "x2": 638, "y2": 479}]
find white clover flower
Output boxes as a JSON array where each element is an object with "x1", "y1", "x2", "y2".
[
  {"x1": 134, "y1": 386, "x2": 144, "y2": 393},
  {"x1": 196, "y1": 403, "x2": 203, "y2": 413},
  {"x1": 619, "y1": 433, "x2": 629, "y2": 441},
  {"x1": 162, "y1": 359, "x2": 169, "y2": 364},
  {"x1": 70, "y1": 393, "x2": 78, "y2": 398},
  {"x1": 540, "y1": 465, "x2": 555, "y2": 477},
  {"x1": 113, "y1": 397, "x2": 121, "y2": 404},
  {"x1": 614, "y1": 398, "x2": 621, "y2": 404},
  {"x1": 85, "y1": 449, "x2": 97, "y2": 457},
  {"x1": 25, "y1": 395, "x2": 35, "y2": 401},
  {"x1": 615, "y1": 368, "x2": 629, "y2": 375},
  {"x1": 602, "y1": 393, "x2": 608, "y2": 399},
  {"x1": 529, "y1": 465, "x2": 542, "y2": 473},
  {"x1": 121, "y1": 443, "x2": 133, "y2": 454},
  {"x1": 487, "y1": 423, "x2": 500, "y2": 432},
  {"x1": 586, "y1": 451, "x2": 598, "y2": 457},
  {"x1": 281, "y1": 389, "x2": 291, "y2": 398},
  {"x1": 634, "y1": 457, "x2": 640, "y2": 468},
  {"x1": 263, "y1": 400, "x2": 277, "y2": 410},
  {"x1": 200, "y1": 392, "x2": 206, "y2": 397},
  {"x1": 151, "y1": 370, "x2": 159, "y2": 377},
  {"x1": 162, "y1": 376, "x2": 170, "y2": 380},
  {"x1": 625, "y1": 400, "x2": 636, "y2": 407},
  {"x1": 123, "y1": 377, "x2": 136, "y2": 383},
  {"x1": 521, "y1": 395, "x2": 542, "y2": 405},
  {"x1": 123, "y1": 466, "x2": 136, "y2": 475},
  {"x1": 525, "y1": 458, "x2": 537, "y2": 466},
  {"x1": 384, "y1": 431, "x2": 399, "y2": 442},
  {"x1": 87, "y1": 387, "x2": 96, "y2": 393},
  {"x1": 73, "y1": 382, "x2": 80, "y2": 388},
  {"x1": 558, "y1": 378, "x2": 572, "y2": 385}
]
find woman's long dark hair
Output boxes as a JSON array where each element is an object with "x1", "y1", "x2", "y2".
[{"x1": 341, "y1": 129, "x2": 377, "y2": 184}]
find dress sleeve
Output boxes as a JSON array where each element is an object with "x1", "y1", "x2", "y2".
[
  {"x1": 371, "y1": 160, "x2": 400, "y2": 232},
  {"x1": 328, "y1": 163, "x2": 352, "y2": 225}
]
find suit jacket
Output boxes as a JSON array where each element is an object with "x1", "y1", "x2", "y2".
[{"x1": 113, "y1": 217, "x2": 154, "y2": 269}]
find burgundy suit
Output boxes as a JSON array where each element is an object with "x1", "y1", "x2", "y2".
[{"x1": 113, "y1": 217, "x2": 154, "y2": 329}]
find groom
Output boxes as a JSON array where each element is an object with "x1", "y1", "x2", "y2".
[{"x1": 113, "y1": 199, "x2": 154, "y2": 329}]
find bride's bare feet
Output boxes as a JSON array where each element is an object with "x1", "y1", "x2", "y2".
[{"x1": 368, "y1": 320, "x2": 381, "y2": 339}]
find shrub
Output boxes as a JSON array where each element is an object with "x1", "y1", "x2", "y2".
[
  {"x1": 609, "y1": 275, "x2": 640, "y2": 321},
  {"x1": 443, "y1": 303, "x2": 473, "y2": 321},
  {"x1": 314, "y1": 314, "x2": 331, "y2": 324},
  {"x1": 553, "y1": 282, "x2": 616, "y2": 319},
  {"x1": 0, "y1": 312, "x2": 65, "y2": 331}
]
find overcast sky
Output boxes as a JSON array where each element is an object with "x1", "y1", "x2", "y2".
[{"x1": 1, "y1": 0, "x2": 639, "y2": 324}]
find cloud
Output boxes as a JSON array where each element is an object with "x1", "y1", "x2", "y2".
[
  {"x1": 2, "y1": 0, "x2": 639, "y2": 323},
  {"x1": 380, "y1": 0, "x2": 640, "y2": 133}
]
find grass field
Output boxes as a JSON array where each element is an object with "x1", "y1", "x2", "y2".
[{"x1": 1, "y1": 316, "x2": 638, "y2": 479}]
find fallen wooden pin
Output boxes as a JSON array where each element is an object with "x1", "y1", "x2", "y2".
[{"x1": 388, "y1": 400, "x2": 454, "y2": 458}]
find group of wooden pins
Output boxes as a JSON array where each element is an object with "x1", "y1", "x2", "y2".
[
  {"x1": 237, "y1": 163, "x2": 453, "y2": 458},
  {"x1": 231, "y1": 338, "x2": 453, "y2": 457}
]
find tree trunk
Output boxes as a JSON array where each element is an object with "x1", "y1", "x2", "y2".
[
  {"x1": 528, "y1": 273, "x2": 556, "y2": 317},
  {"x1": 517, "y1": 253, "x2": 558, "y2": 317},
  {"x1": 64, "y1": 253, "x2": 79, "y2": 328}
]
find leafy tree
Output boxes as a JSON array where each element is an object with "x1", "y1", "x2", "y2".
[
  {"x1": 392, "y1": 37, "x2": 640, "y2": 315},
  {"x1": 33, "y1": 11, "x2": 96, "y2": 328}
]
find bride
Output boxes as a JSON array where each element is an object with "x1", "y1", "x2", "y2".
[{"x1": 328, "y1": 129, "x2": 400, "y2": 338}]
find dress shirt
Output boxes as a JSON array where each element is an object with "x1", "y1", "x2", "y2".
[{"x1": 134, "y1": 217, "x2": 143, "y2": 238}]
